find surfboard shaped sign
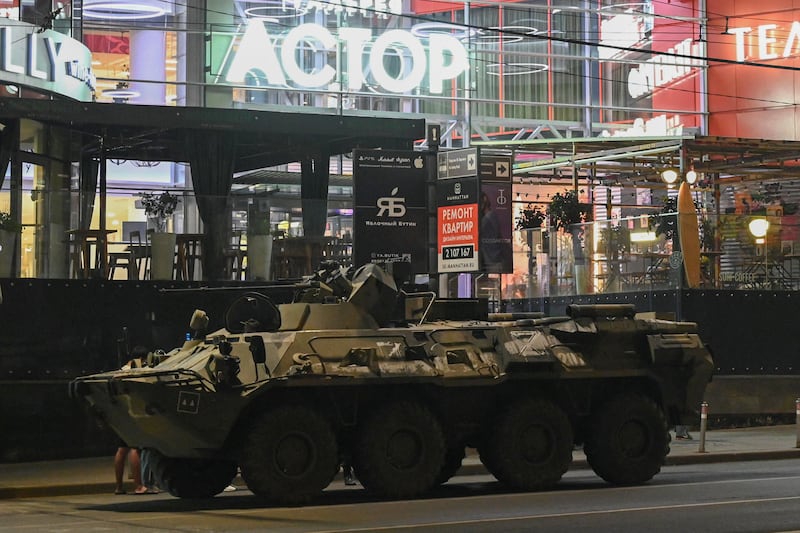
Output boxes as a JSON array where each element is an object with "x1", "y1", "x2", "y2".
[{"x1": 677, "y1": 181, "x2": 701, "y2": 288}]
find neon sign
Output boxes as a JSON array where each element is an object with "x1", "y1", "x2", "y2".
[
  {"x1": 627, "y1": 38, "x2": 702, "y2": 99},
  {"x1": 598, "y1": 5, "x2": 652, "y2": 60},
  {"x1": 601, "y1": 114, "x2": 684, "y2": 137},
  {"x1": 279, "y1": 0, "x2": 402, "y2": 19},
  {"x1": 223, "y1": 20, "x2": 468, "y2": 94},
  {"x1": 0, "y1": 20, "x2": 95, "y2": 101}
]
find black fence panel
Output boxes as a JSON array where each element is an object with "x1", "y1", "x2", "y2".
[{"x1": 503, "y1": 289, "x2": 799, "y2": 375}]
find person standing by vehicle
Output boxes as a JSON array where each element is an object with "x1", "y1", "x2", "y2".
[{"x1": 114, "y1": 444, "x2": 148, "y2": 494}]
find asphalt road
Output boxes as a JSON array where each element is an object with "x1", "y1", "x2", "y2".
[{"x1": 1, "y1": 459, "x2": 799, "y2": 532}]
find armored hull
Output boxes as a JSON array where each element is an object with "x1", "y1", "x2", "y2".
[{"x1": 72, "y1": 264, "x2": 713, "y2": 503}]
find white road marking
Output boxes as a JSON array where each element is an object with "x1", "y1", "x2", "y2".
[
  {"x1": 314, "y1": 496, "x2": 800, "y2": 532},
  {"x1": 3, "y1": 470, "x2": 800, "y2": 531}
]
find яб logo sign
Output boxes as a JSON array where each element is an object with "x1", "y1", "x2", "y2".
[{"x1": 377, "y1": 187, "x2": 406, "y2": 217}]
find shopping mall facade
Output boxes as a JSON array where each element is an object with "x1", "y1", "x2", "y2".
[
  {"x1": 2, "y1": 0, "x2": 800, "y2": 460},
  {"x1": 2, "y1": 0, "x2": 800, "y2": 289}
]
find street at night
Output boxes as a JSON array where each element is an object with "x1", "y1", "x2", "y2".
[{"x1": 1, "y1": 459, "x2": 799, "y2": 533}]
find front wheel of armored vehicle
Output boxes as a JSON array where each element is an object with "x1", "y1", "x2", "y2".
[
  {"x1": 150, "y1": 453, "x2": 237, "y2": 499},
  {"x1": 479, "y1": 398, "x2": 573, "y2": 491},
  {"x1": 240, "y1": 405, "x2": 339, "y2": 505},
  {"x1": 353, "y1": 400, "x2": 445, "y2": 499},
  {"x1": 584, "y1": 393, "x2": 669, "y2": 486}
]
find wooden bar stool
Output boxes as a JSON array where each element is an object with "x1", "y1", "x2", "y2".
[
  {"x1": 108, "y1": 230, "x2": 146, "y2": 280},
  {"x1": 108, "y1": 248, "x2": 137, "y2": 280},
  {"x1": 223, "y1": 231, "x2": 245, "y2": 280},
  {"x1": 66, "y1": 229, "x2": 117, "y2": 279},
  {"x1": 176, "y1": 234, "x2": 204, "y2": 280},
  {"x1": 144, "y1": 229, "x2": 155, "y2": 279}
]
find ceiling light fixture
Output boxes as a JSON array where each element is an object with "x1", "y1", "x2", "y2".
[
  {"x1": 83, "y1": 1, "x2": 168, "y2": 20},
  {"x1": 661, "y1": 168, "x2": 679, "y2": 185}
]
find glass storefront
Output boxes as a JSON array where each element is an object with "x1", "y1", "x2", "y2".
[
  {"x1": 5, "y1": 0, "x2": 799, "y2": 305},
  {"x1": 69, "y1": 0, "x2": 708, "y2": 289}
]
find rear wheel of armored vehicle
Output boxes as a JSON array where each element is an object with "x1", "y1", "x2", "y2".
[
  {"x1": 354, "y1": 400, "x2": 445, "y2": 498},
  {"x1": 584, "y1": 393, "x2": 669, "y2": 486},
  {"x1": 150, "y1": 454, "x2": 237, "y2": 499},
  {"x1": 240, "y1": 405, "x2": 339, "y2": 505},
  {"x1": 479, "y1": 398, "x2": 573, "y2": 491}
]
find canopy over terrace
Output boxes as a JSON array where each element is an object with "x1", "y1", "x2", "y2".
[
  {"x1": 474, "y1": 135, "x2": 800, "y2": 295},
  {"x1": 0, "y1": 97, "x2": 424, "y2": 279},
  {"x1": 474, "y1": 136, "x2": 800, "y2": 186}
]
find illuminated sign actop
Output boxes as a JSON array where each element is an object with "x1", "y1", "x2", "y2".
[{"x1": 222, "y1": 20, "x2": 468, "y2": 95}]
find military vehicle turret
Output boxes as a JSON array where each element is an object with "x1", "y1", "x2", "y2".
[{"x1": 71, "y1": 262, "x2": 713, "y2": 504}]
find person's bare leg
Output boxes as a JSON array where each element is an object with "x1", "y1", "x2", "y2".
[
  {"x1": 114, "y1": 447, "x2": 128, "y2": 494},
  {"x1": 129, "y1": 448, "x2": 147, "y2": 493}
]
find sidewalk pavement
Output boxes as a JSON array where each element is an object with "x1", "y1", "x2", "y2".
[{"x1": 1, "y1": 425, "x2": 798, "y2": 500}]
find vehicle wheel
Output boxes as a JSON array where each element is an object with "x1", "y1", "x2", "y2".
[
  {"x1": 240, "y1": 405, "x2": 339, "y2": 505},
  {"x1": 480, "y1": 398, "x2": 573, "y2": 491},
  {"x1": 353, "y1": 400, "x2": 445, "y2": 498},
  {"x1": 150, "y1": 452, "x2": 237, "y2": 499},
  {"x1": 584, "y1": 393, "x2": 669, "y2": 486},
  {"x1": 437, "y1": 445, "x2": 465, "y2": 485}
]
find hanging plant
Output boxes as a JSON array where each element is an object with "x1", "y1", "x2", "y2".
[
  {"x1": 699, "y1": 217, "x2": 716, "y2": 251},
  {"x1": 649, "y1": 196, "x2": 705, "y2": 246},
  {"x1": 648, "y1": 196, "x2": 678, "y2": 242}
]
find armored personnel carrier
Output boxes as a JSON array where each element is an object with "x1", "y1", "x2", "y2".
[{"x1": 71, "y1": 263, "x2": 713, "y2": 504}]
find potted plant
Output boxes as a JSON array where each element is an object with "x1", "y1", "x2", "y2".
[
  {"x1": 598, "y1": 224, "x2": 631, "y2": 291},
  {"x1": 246, "y1": 204, "x2": 273, "y2": 281},
  {"x1": 0, "y1": 211, "x2": 21, "y2": 277},
  {"x1": 139, "y1": 192, "x2": 180, "y2": 280},
  {"x1": 548, "y1": 190, "x2": 592, "y2": 232},
  {"x1": 139, "y1": 191, "x2": 179, "y2": 233},
  {"x1": 515, "y1": 203, "x2": 546, "y2": 231},
  {"x1": 599, "y1": 224, "x2": 631, "y2": 258},
  {"x1": 515, "y1": 203, "x2": 549, "y2": 254},
  {"x1": 547, "y1": 190, "x2": 593, "y2": 293}
]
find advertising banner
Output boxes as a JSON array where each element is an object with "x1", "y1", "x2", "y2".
[
  {"x1": 353, "y1": 150, "x2": 431, "y2": 273},
  {"x1": 0, "y1": 0, "x2": 18, "y2": 19},
  {"x1": 436, "y1": 176, "x2": 479, "y2": 272},
  {"x1": 0, "y1": 19, "x2": 95, "y2": 101},
  {"x1": 479, "y1": 181, "x2": 513, "y2": 273}
]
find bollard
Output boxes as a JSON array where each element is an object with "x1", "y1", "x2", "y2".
[
  {"x1": 796, "y1": 398, "x2": 800, "y2": 449},
  {"x1": 698, "y1": 401, "x2": 709, "y2": 453}
]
